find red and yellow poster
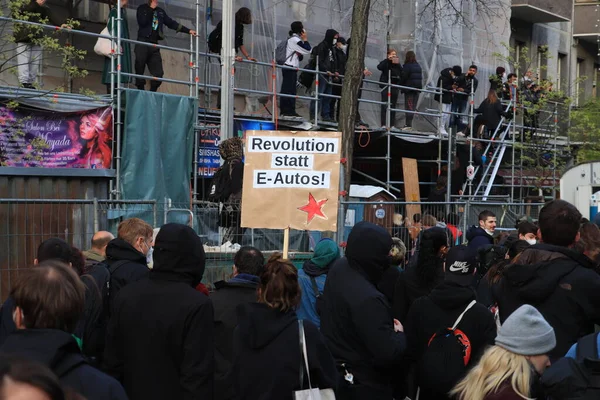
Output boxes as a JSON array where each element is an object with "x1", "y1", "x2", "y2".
[{"x1": 241, "y1": 130, "x2": 341, "y2": 232}]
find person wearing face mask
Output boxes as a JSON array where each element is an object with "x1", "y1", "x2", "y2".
[
  {"x1": 327, "y1": 37, "x2": 347, "y2": 122},
  {"x1": 320, "y1": 222, "x2": 406, "y2": 399},
  {"x1": 451, "y1": 304, "x2": 555, "y2": 400},
  {"x1": 104, "y1": 223, "x2": 213, "y2": 399},
  {"x1": 309, "y1": 29, "x2": 339, "y2": 122},
  {"x1": 518, "y1": 221, "x2": 538, "y2": 245},
  {"x1": 103, "y1": 218, "x2": 152, "y2": 313},
  {"x1": 466, "y1": 210, "x2": 496, "y2": 255}
]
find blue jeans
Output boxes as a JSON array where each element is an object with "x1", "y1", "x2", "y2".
[
  {"x1": 310, "y1": 76, "x2": 332, "y2": 119},
  {"x1": 450, "y1": 97, "x2": 468, "y2": 131}
]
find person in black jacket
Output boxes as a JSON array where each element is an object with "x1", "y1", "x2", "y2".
[
  {"x1": 13, "y1": 0, "x2": 67, "y2": 88},
  {"x1": 104, "y1": 217, "x2": 152, "y2": 311},
  {"x1": 309, "y1": 29, "x2": 339, "y2": 122},
  {"x1": 494, "y1": 200, "x2": 600, "y2": 360},
  {"x1": 466, "y1": 210, "x2": 496, "y2": 255},
  {"x1": 1, "y1": 261, "x2": 127, "y2": 400},
  {"x1": 212, "y1": 246, "x2": 264, "y2": 400},
  {"x1": 0, "y1": 239, "x2": 103, "y2": 366},
  {"x1": 328, "y1": 37, "x2": 347, "y2": 121},
  {"x1": 320, "y1": 221, "x2": 406, "y2": 400},
  {"x1": 135, "y1": 0, "x2": 196, "y2": 91},
  {"x1": 104, "y1": 223, "x2": 213, "y2": 399},
  {"x1": 434, "y1": 66, "x2": 460, "y2": 135},
  {"x1": 405, "y1": 245, "x2": 496, "y2": 400},
  {"x1": 392, "y1": 227, "x2": 449, "y2": 323},
  {"x1": 451, "y1": 65, "x2": 479, "y2": 132},
  {"x1": 474, "y1": 89, "x2": 511, "y2": 138},
  {"x1": 231, "y1": 253, "x2": 337, "y2": 399},
  {"x1": 212, "y1": 137, "x2": 245, "y2": 244},
  {"x1": 377, "y1": 49, "x2": 403, "y2": 128},
  {"x1": 401, "y1": 51, "x2": 423, "y2": 129},
  {"x1": 0, "y1": 356, "x2": 68, "y2": 399}
]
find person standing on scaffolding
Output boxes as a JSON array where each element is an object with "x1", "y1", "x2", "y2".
[
  {"x1": 450, "y1": 65, "x2": 478, "y2": 133},
  {"x1": 135, "y1": 0, "x2": 196, "y2": 92},
  {"x1": 377, "y1": 49, "x2": 403, "y2": 129},
  {"x1": 309, "y1": 29, "x2": 339, "y2": 123},
  {"x1": 279, "y1": 21, "x2": 311, "y2": 118}
]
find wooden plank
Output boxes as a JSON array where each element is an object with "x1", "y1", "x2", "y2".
[{"x1": 402, "y1": 157, "x2": 422, "y2": 223}]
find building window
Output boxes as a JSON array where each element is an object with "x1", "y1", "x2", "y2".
[
  {"x1": 576, "y1": 58, "x2": 584, "y2": 107},
  {"x1": 537, "y1": 47, "x2": 548, "y2": 80},
  {"x1": 557, "y1": 53, "x2": 568, "y2": 93}
]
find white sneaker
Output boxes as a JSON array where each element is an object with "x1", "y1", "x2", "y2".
[{"x1": 439, "y1": 128, "x2": 449, "y2": 136}]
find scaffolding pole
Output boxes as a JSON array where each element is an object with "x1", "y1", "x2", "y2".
[{"x1": 220, "y1": 0, "x2": 235, "y2": 140}]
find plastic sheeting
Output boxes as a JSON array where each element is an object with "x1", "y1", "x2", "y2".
[
  {"x1": 121, "y1": 89, "x2": 196, "y2": 204},
  {"x1": 121, "y1": 0, "x2": 511, "y2": 130}
]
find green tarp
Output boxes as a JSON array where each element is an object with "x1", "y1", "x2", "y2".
[{"x1": 121, "y1": 89, "x2": 196, "y2": 205}]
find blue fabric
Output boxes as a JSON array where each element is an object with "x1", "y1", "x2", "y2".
[
  {"x1": 296, "y1": 269, "x2": 326, "y2": 329},
  {"x1": 565, "y1": 335, "x2": 600, "y2": 359},
  {"x1": 229, "y1": 273, "x2": 260, "y2": 285},
  {"x1": 310, "y1": 79, "x2": 332, "y2": 118}
]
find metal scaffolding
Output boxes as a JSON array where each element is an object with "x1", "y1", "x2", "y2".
[{"x1": 0, "y1": 1, "x2": 568, "y2": 205}]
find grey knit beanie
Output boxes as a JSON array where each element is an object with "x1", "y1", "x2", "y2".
[{"x1": 495, "y1": 305, "x2": 556, "y2": 356}]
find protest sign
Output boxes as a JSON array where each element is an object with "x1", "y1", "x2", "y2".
[
  {"x1": 0, "y1": 106, "x2": 113, "y2": 169},
  {"x1": 241, "y1": 130, "x2": 341, "y2": 232}
]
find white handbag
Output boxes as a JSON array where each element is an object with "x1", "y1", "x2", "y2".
[
  {"x1": 94, "y1": 26, "x2": 115, "y2": 57},
  {"x1": 294, "y1": 320, "x2": 336, "y2": 400}
]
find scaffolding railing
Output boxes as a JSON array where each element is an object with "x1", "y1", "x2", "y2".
[{"x1": 0, "y1": 11, "x2": 567, "y2": 203}]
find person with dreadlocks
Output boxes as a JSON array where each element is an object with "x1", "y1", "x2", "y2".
[{"x1": 208, "y1": 137, "x2": 245, "y2": 244}]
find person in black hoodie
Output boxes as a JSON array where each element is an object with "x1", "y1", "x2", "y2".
[
  {"x1": 392, "y1": 227, "x2": 449, "y2": 323},
  {"x1": 104, "y1": 217, "x2": 152, "y2": 312},
  {"x1": 320, "y1": 221, "x2": 406, "y2": 400},
  {"x1": 328, "y1": 37, "x2": 347, "y2": 121},
  {"x1": 309, "y1": 29, "x2": 339, "y2": 122},
  {"x1": 494, "y1": 199, "x2": 600, "y2": 359},
  {"x1": 0, "y1": 261, "x2": 127, "y2": 400},
  {"x1": 466, "y1": 210, "x2": 496, "y2": 255},
  {"x1": 135, "y1": 0, "x2": 196, "y2": 91},
  {"x1": 405, "y1": 245, "x2": 497, "y2": 400},
  {"x1": 377, "y1": 48, "x2": 403, "y2": 127},
  {"x1": 434, "y1": 66, "x2": 460, "y2": 135},
  {"x1": 427, "y1": 175, "x2": 448, "y2": 202},
  {"x1": 232, "y1": 253, "x2": 337, "y2": 399},
  {"x1": 401, "y1": 51, "x2": 423, "y2": 129},
  {"x1": 104, "y1": 223, "x2": 213, "y2": 399},
  {"x1": 212, "y1": 246, "x2": 264, "y2": 400}
]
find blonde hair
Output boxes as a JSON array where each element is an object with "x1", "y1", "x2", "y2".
[{"x1": 450, "y1": 346, "x2": 533, "y2": 400}]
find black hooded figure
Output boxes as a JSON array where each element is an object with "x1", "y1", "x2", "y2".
[
  {"x1": 104, "y1": 223, "x2": 214, "y2": 400},
  {"x1": 320, "y1": 221, "x2": 406, "y2": 400},
  {"x1": 309, "y1": 28, "x2": 339, "y2": 120}
]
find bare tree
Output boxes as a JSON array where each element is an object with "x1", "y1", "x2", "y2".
[{"x1": 338, "y1": 0, "x2": 370, "y2": 194}]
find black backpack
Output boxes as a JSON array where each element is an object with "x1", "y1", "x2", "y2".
[
  {"x1": 416, "y1": 300, "x2": 477, "y2": 395},
  {"x1": 308, "y1": 276, "x2": 324, "y2": 316},
  {"x1": 92, "y1": 260, "x2": 128, "y2": 319},
  {"x1": 542, "y1": 333, "x2": 600, "y2": 400},
  {"x1": 207, "y1": 22, "x2": 222, "y2": 53}
]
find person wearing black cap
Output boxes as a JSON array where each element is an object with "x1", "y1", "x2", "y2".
[
  {"x1": 320, "y1": 221, "x2": 406, "y2": 399},
  {"x1": 404, "y1": 245, "x2": 497, "y2": 400},
  {"x1": 104, "y1": 223, "x2": 213, "y2": 400}
]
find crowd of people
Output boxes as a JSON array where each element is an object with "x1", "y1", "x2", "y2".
[
  {"x1": 0, "y1": 199, "x2": 599, "y2": 399},
  {"x1": 14, "y1": 2, "x2": 550, "y2": 135}
]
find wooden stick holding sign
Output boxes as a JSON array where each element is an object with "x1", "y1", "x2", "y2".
[{"x1": 283, "y1": 227, "x2": 290, "y2": 259}]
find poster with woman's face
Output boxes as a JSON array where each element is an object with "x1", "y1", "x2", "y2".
[{"x1": 0, "y1": 106, "x2": 113, "y2": 169}]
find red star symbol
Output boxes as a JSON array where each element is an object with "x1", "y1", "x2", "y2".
[{"x1": 298, "y1": 193, "x2": 328, "y2": 224}]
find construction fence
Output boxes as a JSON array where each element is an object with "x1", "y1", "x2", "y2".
[{"x1": 0, "y1": 197, "x2": 544, "y2": 300}]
